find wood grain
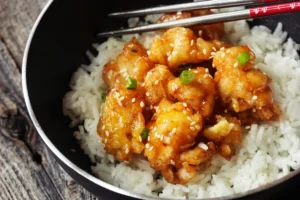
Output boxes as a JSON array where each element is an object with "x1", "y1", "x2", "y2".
[{"x1": 0, "y1": 0, "x2": 97, "y2": 199}]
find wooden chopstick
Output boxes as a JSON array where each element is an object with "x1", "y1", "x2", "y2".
[
  {"x1": 108, "y1": 0, "x2": 289, "y2": 18},
  {"x1": 98, "y1": 1, "x2": 300, "y2": 37}
]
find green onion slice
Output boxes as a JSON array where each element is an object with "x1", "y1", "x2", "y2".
[
  {"x1": 179, "y1": 70, "x2": 195, "y2": 85},
  {"x1": 237, "y1": 51, "x2": 250, "y2": 65},
  {"x1": 126, "y1": 77, "x2": 137, "y2": 90},
  {"x1": 101, "y1": 93, "x2": 106, "y2": 103},
  {"x1": 141, "y1": 128, "x2": 149, "y2": 139}
]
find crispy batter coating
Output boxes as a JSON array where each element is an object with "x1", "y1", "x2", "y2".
[
  {"x1": 148, "y1": 27, "x2": 225, "y2": 72},
  {"x1": 203, "y1": 115, "x2": 241, "y2": 160},
  {"x1": 144, "y1": 64, "x2": 175, "y2": 106},
  {"x1": 97, "y1": 86, "x2": 145, "y2": 161},
  {"x1": 144, "y1": 99, "x2": 215, "y2": 184},
  {"x1": 213, "y1": 46, "x2": 281, "y2": 121},
  {"x1": 158, "y1": 10, "x2": 224, "y2": 40},
  {"x1": 168, "y1": 67, "x2": 216, "y2": 117},
  {"x1": 103, "y1": 38, "x2": 154, "y2": 88}
]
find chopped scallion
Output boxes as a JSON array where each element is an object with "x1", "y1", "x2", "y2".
[
  {"x1": 179, "y1": 70, "x2": 195, "y2": 85},
  {"x1": 237, "y1": 51, "x2": 250, "y2": 65},
  {"x1": 101, "y1": 93, "x2": 106, "y2": 103},
  {"x1": 141, "y1": 128, "x2": 149, "y2": 139},
  {"x1": 126, "y1": 77, "x2": 137, "y2": 90}
]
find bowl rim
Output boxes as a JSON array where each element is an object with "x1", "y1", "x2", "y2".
[{"x1": 22, "y1": 0, "x2": 300, "y2": 199}]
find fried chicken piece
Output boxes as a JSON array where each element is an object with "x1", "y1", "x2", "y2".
[
  {"x1": 168, "y1": 67, "x2": 216, "y2": 118},
  {"x1": 158, "y1": 10, "x2": 224, "y2": 40},
  {"x1": 144, "y1": 99, "x2": 215, "y2": 184},
  {"x1": 148, "y1": 27, "x2": 225, "y2": 72},
  {"x1": 203, "y1": 115, "x2": 242, "y2": 160},
  {"x1": 213, "y1": 46, "x2": 281, "y2": 121},
  {"x1": 97, "y1": 86, "x2": 146, "y2": 161},
  {"x1": 103, "y1": 38, "x2": 154, "y2": 88},
  {"x1": 144, "y1": 64, "x2": 175, "y2": 106}
]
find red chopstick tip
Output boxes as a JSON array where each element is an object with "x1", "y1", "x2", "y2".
[{"x1": 250, "y1": 2, "x2": 300, "y2": 18}]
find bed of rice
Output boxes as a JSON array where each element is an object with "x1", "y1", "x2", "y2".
[{"x1": 63, "y1": 14, "x2": 300, "y2": 198}]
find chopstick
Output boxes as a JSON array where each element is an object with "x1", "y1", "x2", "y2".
[
  {"x1": 108, "y1": 0, "x2": 289, "y2": 18},
  {"x1": 98, "y1": 1, "x2": 300, "y2": 37}
]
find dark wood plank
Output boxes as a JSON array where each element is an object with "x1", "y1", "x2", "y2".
[{"x1": 0, "y1": 0, "x2": 98, "y2": 199}]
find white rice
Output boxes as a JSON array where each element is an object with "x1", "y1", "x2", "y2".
[{"x1": 63, "y1": 16, "x2": 300, "y2": 198}]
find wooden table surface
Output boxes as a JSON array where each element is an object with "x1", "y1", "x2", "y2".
[{"x1": 0, "y1": 0, "x2": 97, "y2": 199}]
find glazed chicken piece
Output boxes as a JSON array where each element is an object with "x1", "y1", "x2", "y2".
[
  {"x1": 148, "y1": 27, "x2": 226, "y2": 72},
  {"x1": 144, "y1": 99, "x2": 216, "y2": 184},
  {"x1": 203, "y1": 115, "x2": 242, "y2": 160},
  {"x1": 103, "y1": 38, "x2": 154, "y2": 88},
  {"x1": 213, "y1": 46, "x2": 281, "y2": 121},
  {"x1": 144, "y1": 64, "x2": 175, "y2": 106},
  {"x1": 97, "y1": 86, "x2": 146, "y2": 161},
  {"x1": 168, "y1": 67, "x2": 216, "y2": 118},
  {"x1": 158, "y1": 10, "x2": 224, "y2": 40}
]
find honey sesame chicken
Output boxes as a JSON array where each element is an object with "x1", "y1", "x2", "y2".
[
  {"x1": 213, "y1": 46, "x2": 281, "y2": 121},
  {"x1": 158, "y1": 10, "x2": 225, "y2": 40},
  {"x1": 148, "y1": 27, "x2": 226, "y2": 72},
  {"x1": 144, "y1": 64, "x2": 175, "y2": 106},
  {"x1": 103, "y1": 38, "x2": 154, "y2": 88},
  {"x1": 97, "y1": 86, "x2": 146, "y2": 162},
  {"x1": 144, "y1": 99, "x2": 216, "y2": 184},
  {"x1": 97, "y1": 14, "x2": 281, "y2": 184},
  {"x1": 168, "y1": 67, "x2": 216, "y2": 118}
]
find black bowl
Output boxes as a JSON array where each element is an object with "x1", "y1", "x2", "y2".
[{"x1": 22, "y1": 0, "x2": 300, "y2": 199}]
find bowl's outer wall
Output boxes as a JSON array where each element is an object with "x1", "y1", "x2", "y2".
[{"x1": 26, "y1": 0, "x2": 300, "y2": 199}]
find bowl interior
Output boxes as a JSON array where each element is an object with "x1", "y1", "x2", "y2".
[{"x1": 25, "y1": 0, "x2": 300, "y2": 199}]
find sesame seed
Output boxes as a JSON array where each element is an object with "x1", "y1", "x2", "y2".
[
  {"x1": 203, "y1": 49, "x2": 207, "y2": 55},
  {"x1": 146, "y1": 92, "x2": 150, "y2": 97},
  {"x1": 177, "y1": 11, "x2": 182, "y2": 15},
  {"x1": 212, "y1": 63, "x2": 216, "y2": 68},
  {"x1": 195, "y1": 125, "x2": 201, "y2": 130},
  {"x1": 168, "y1": 56, "x2": 171, "y2": 61},
  {"x1": 187, "y1": 117, "x2": 192, "y2": 121},
  {"x1": 164, "y1": 136, "x2": 171, "y2": 144},
  {"x1": 190, "y1": 126, "x2": 196, "y2": 131},
  {"x1": 204, "y1": 74, "x2": 209, "y2": 78},
  {"x1": 123, "y1": 73, "x2": 128, "y2": 77},
  {"x1": 160, "y1": 135, "x2": 164, "y2": 141},
  {"x1": 245, "y1": 126, "x2": 251, "y2": 129},
  {"x1": 102, "y1": 125, "x2": 105, "y2": 130},
  {"x1": 205, "y1": 68, "x2": 209, "y2": 73},
  {"x1": 212, "y1": 47, "x2": 216, "y2": 51},
  {"x1": 170, "y1": 160, "x2": 175, "y2": 165},
  {"x1": 198, "y1": 142, "x2": 208, "y2": 150},
  {"x1": 221, "y1": 52, "x2": 225, "y2": 58},
  {"x1": 131, "y1": 98, "x2": 136, "y2": 103},
  {"x1": 125, "y1": 148, "x2": 129, "y2": 154},
  {"x1": 183, "y1": 110, "x2": 187, "y2": 114},
  {"x1": 147, "y1": 50, "x2": 150, "y2": 55},
  {"x1": 148, "y1": 136, "x2": 150, "y2": 141},
  {"x1": 104, "y1": 139, "x2": 108, "y2": 144},
  {"x1": 166, "y1": 52, "x2": 171, "y2": 56},
  {"x1": 190, "y1": 121, "x2": 196, "y2": 126},
  {"x1": 141, "y1": 83, "x2": 145, "y2": 87},
  {"x1": 105, "y1": 131, "x2": 109, "y2": 137},
  {"x1": 234, "y1": 62, "x2": 238, "y2": 68},
  {"x1": 252, "y1": 108, "x2": 256, "y2": 112},
  {"x1": 146, "y1": 143, "x2": 149, "y2": 148},
  {"x1": 170, "y1": 43, "x2": 174, "y2": 47},
  {"x1": 140, "y1": 101, "x2": 145, "y2": 107},
  {"x1": 120, "y1": 69, "x2": 127, "y2": 73},
  {"x1": 183, "y1": 103, "x2": 187, "y2": 107},
  {"x1": 149, "y1": 146, "x2": 154, "y2": 151},
  {"x1": 211, "y1": 52, "x2": 216, "y2": 56},
  {"x1": 171, "y1": 128, "x2": 176, "y2": 134},
  {"x1": 139, "y1": 136, "x2": 142, "y2": 142},
  {"x1": 252, "y1": 95, "x2": 258, "y2": 100},
  {"x1": 190, "y1": 40, "x2": 194, "y2": 46},
  {"x1": 154, "y1": 80, "x2": 159, "y2": 85},
  {"x1": 120, "y1": 96, "x2": 125, "y2": 101},
  {"x1": 133, "y1": 68, "x2": 138, "y2": 72},
  {"x1": 224, "y1": 109, "x2": 228, "y2": 113},
  {"x1": 226, "y1": 49, "x2": 231, "y2": 53},
  {"x1": 220, "y1": 47, "x2": 225, "y2": 51}
]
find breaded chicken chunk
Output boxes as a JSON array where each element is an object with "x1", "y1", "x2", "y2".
[
  {"x1": 144, "y1": 64, "x2": 175, "y2": 106},
  {"x1": 158, "y1": 10, "x2": 224, "y2": 40},
  {"x1": 103, "y1": 38, "x2": 154, "y2": 88},
  {"x1": 213, "y1": 46, "x2": 281, "y2": 121},
  {"x1": 203, "y1": 115, "x2": 241, "y2": 160},
  {"x1": 168, "y1": 67, "x2": 216, "y2": 118},
  {"x1": 149, "y1": 27, "x2": 225, "y2": 72},
  {"x1": 97, "y1": 86, "x2": 146, "y2": 161},
  {"x1": 144, "y1": 99, "x2": 215, "y2": 184}
]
